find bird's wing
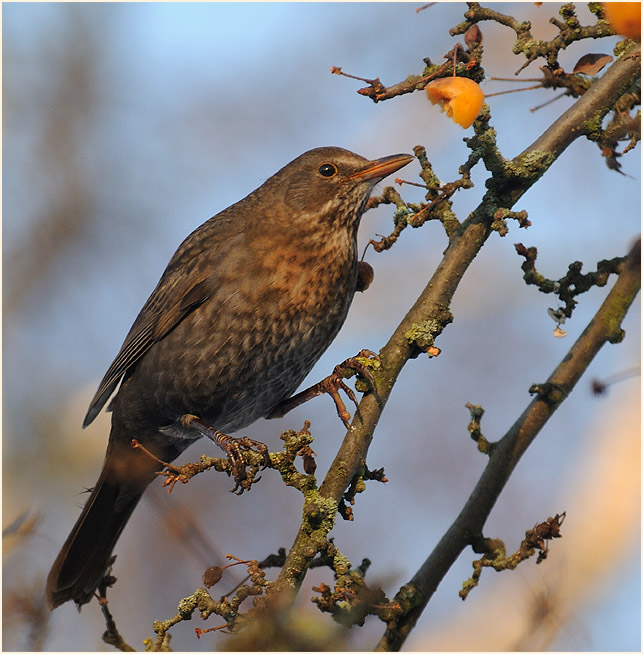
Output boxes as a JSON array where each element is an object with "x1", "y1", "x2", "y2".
[{"x1": 82, "y1": 274, "x2": 214, "y2": 427}]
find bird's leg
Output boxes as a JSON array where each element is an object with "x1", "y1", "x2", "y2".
[
  {"x1": 179, "y1": 414, "x2": 270, "y2": 493},
  {"x1": 269, "y1": 349, "x2": 382, "y2": 428}
]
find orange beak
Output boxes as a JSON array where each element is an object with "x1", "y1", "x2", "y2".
[{"x1": 349, "y1": 153, "x2": 414, "y2": 183}]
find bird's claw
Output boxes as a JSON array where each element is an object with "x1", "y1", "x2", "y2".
[
  {"x1": 326, "y1": 349, "x2": 382, "y2": 427},
  {"x1": 267, "y1": 350, "x2": 381, "y2": 428},
  {"x1": 179, "y1": 414, "x2": 270, "y2": 493},
  {"x1": 319, "y1": 373, "x2": 356, "y2": 429}
]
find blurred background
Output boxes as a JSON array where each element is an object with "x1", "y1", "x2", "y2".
[{"x1": 3, "y1": 2, "x2": 640, "y2": 651}]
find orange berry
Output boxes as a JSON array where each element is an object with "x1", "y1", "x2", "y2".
[
  {"x1": 425, "y1": 77, "x2": 485, "y2": 128},
  {"x1": 603, "y1": 2, "x2": 641, "y2": 40}
]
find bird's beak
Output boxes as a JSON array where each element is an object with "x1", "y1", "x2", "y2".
[{"x1": 349, "y1": 153, "x2": 414, "y2": 183}]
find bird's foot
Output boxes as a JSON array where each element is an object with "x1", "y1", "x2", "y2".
[
  {"x1": 179, "y1": 414, "x2": 270, "y2": 494},
  {"x1": 268, "y1": 350, "x2": 382, "y2": 428}
]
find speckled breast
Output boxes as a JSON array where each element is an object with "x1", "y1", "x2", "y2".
[{"x1": 114, "y1": 227, "x2": 359, "y2": 437}]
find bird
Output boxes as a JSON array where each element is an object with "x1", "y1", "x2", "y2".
[{"x1": 46, "y1": 146, "x2": 413, "y2": 609}]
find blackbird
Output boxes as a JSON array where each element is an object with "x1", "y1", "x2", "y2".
[{"x1": 46, "y1": 146, "x2": 413, "y2": 609}]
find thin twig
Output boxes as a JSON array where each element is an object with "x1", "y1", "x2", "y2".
[{"x1": 485, "y1": 84, "x2": 542, "y2": 98}]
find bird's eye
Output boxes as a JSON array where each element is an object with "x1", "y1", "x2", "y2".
[{"x1": 318, "y1": 163, "x2": 338, "y2": 177}]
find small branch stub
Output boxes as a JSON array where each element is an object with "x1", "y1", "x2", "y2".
[
  {"x1": 460, "y1": 512, "x2": 566, "y2": 600},
  {"x1": 465, "y1": 402, "x2": 492, "y2": 454}
]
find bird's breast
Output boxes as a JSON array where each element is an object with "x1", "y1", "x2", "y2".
[
  {"x1": 115, "y1": 227, "x2": 359, "y2": 435},
  {"x1": 258, "y1": 234, "x2": 357, "y2": 319}
]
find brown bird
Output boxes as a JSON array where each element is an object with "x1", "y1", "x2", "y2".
[{"x1": 46, "y1": 146, "x2": 413, "y2": 609}]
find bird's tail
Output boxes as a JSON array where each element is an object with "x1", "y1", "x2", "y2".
[{"x1": 45, "y1": 430, "x2": 167, "y2": 609}]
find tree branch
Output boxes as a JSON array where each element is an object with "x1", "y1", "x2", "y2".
[
  {"x1": 376, "y1": 238, "x2": 640, "y2": 651},
  {"x1": 521, "y1": 44, "x2": 641, "y2": 160},
  {"x1": 270, "y1": 39, "x2": 641, "y2": 612}
]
